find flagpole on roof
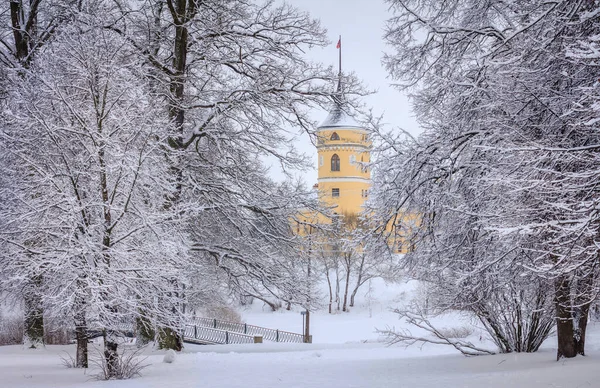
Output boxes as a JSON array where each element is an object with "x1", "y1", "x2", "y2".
[{"x1": 337, "y1": 35, "x2": 342, "y2": 93}]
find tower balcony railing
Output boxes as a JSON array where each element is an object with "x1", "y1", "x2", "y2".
[
  {"x1": 317, "y1": 137, "x2": 372, "y2": 147},
  {"x1": 322, "y1": 169, "x2": 370, "y2": 176}
]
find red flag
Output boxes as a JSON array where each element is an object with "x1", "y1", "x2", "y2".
[{"x1": 336, "y1": 38, "x2": 341, "y2": 49}]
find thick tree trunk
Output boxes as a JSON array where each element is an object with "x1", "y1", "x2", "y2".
[
  {"x1": 555, "y1": 276, "x2": 577, "y2": 360},
  {"x1": 74, "y1": 311, "x2": 88, "y2": 368},
  {"x1": 104, "y1": 333, "x2": 119, "y2": 378},
  {"x1": 575, "y1": 303, "x2": 591, "y2": 356},
  {"x1": 10, "y1": 0, "x2": 32, "y2": 67},
  {"x1": 23, "y1": 276, "x2": 44, "y2": 348},
  {"x1": 157, "y1": 284, "x2": 183, "y2": 350},
  {"x1": 574, "y1": 271, "x2": 594, "y2": 356},
  {"x1": 155, "y1": 0, "x2": 194, "y2": 351},
  {"x1": 136, "y1": 313, "x2": 155, "y2": 347},
  {"x1": 166, "y1": 0, "x2": 190, "y2": 151},
  {"x1": 304, "y1": 310, "x2": 310, "y2": 343},
  {"x1": 157, "y1": 327, "x2": 182, "y2": 351}
]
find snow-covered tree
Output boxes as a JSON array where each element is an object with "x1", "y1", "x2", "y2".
[
  {"x1": 0, "y1": 0, "x2": 81, "y2": 349},
  {"x1": 100, "y1": 0, "x2": 366, "y2": 348},
  {"x1": 2, "y1": 0, "x2": 367, "y2": 363},
  {"x1": 377, "y1": 0, "x2": 600, "y2": 358},
  {"x1": 1, "y1": 3, "x2": 184, "y2": 368}
]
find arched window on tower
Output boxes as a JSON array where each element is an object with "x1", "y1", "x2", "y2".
[
  {"x1": 330, "y1": 132, "x2": 340, "y2": 140},
  {"x1": 331, "y1": 154, "x2": 340, "y2": 171}
]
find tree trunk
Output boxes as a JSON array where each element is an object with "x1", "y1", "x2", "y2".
[
  {"x1": 158, "y1": 327, "x2": 182, "y2": 351},
  {"x1": 157, "y1": 278, "x2": 183, "y2": 351},
  {"x1": 304, "y1": 310, "x2": 311, "y2": 343},
  {"x1": 575, "y1": 302, "x2": 591, "y2": 356},
  {"x1": 325, "y1": 268, "x2": 333, "y2": 314},
  {"x1": 104, "y1": 333, "x2": 119, "y2": 378},
  {"x1": 155, "y1": 0, "x2": 194, "y2": 350},
  {"x1": 23, "y1": 276, "x2": 44, "y2": 348},
  {"x1": 74, "y1": 311, "x2": 88, "y2": 368},
  {"x1": 349, "y1": 286, "x2": 359, "y2": 309},
  {"x1": 136, "y1": 313, "x2": 155, "y2": 347},
  {"x1": 574, "y1": 271, "x2": 594, "y2": 356},
  {"x1": 335, "y1": 267, "x2": 341, "y2": 311},
  {"x1": 349, "y1": 259, "x2": 366, "y2": 308},
  {"x1": 10, "y1": 0, "x2": 32, "y2": 68},
  {"x1": 349, "y1": 254, "x2": 368, "y2": 308},
  {"x1": 342, "y1": 255, "x2": 351, "y2": 312},
  {"x1": 555, "y1": 276, "x2": 576, "y2": 360}
]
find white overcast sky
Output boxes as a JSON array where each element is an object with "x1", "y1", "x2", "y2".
[{"x1": 276, "y1": 0, "x2": 421, "y2": 184}]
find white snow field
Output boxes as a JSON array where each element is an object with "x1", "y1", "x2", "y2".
[{"x1": 1, "y1": 280, "x2": 599, "y2": 388}]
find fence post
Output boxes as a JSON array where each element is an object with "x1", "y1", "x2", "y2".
[
  {"x1": 276, "y1": 329, "x2": 279, "y2": 342},
  {"x1": 213, "y1": 318, "x2": 217, "y2": 328},
  {"x1": 225, "y1": 331, "x2": 229, "y2": 344},
  {"x1": 194, "y1": 325, "x2": 198, "y2": 339},
  {"x1": 244, "y1": 323, "x2": 247, "y2": 334}
]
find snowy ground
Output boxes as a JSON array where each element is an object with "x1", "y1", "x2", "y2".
[{"x1": 2, "y1": 279, "x2": 600, "y2": 387}]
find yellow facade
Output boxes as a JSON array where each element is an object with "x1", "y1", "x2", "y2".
[{"x1": 316, "y1": 124, "x2": 371, "y2": 215}]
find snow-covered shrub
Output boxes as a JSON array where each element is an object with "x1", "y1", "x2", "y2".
[
  {"x1": 590, "y1": 303, "x2": 600, "y2": 322},
  {"x1": 91, "y1": 346, "x2": 148, "y2": 380},
  {"x1": 0, "y1": 317, "x2": 23, "y2": 346},
  {"x1": 163, "y1": 349, "x2": 176, "y2": 363},
  {"x1": 203, "y1": 305, "x2": 242, "y2": 323},
  {"x1": 59, "y1": 352, "x2": 77, "y2": 368}
]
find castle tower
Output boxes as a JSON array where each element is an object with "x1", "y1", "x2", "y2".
[
  {"x1": 316, "y1": 101, "x2": 371, "y2": 215},
  {"x1": 312, "y1": 36, "x2": 371, "y2": 216}
]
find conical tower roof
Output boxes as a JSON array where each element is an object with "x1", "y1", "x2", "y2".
[
  {"x1": 318, "y1": 76, "x2": 363, "y2": 130},
  {"x1": 318, "y1": 101, "x2": 362, "y2": 129},
  {"x1": 318, "y1": 35, "x2": 363, "y2": 130}
]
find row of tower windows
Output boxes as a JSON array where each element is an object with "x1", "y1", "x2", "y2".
[{"x1": 330, "y1": 188, "x2": 368, "y2": 198}]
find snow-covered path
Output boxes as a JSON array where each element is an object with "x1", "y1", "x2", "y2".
[
  {"x1": 2, "y1": 281, "x2": 599, "y2": 387},
  {"x1": 2, "y1": 342, "x2": 599, "y2": 388}
]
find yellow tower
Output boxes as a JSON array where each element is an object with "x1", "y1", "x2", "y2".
[
  {"x1": 316, "y1": 103, "x2": 371, "y2": 215},
  {"x1": 296, "y1": 38, "x2": 411, "y2": 255}
]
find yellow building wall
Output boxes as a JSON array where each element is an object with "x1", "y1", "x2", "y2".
[
  {"x1": 386, "y1": 212, "x2": 421, "y2": 254},
  {"x1": 316, "y1": 128, "x2": 371, "y2": 215}
]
